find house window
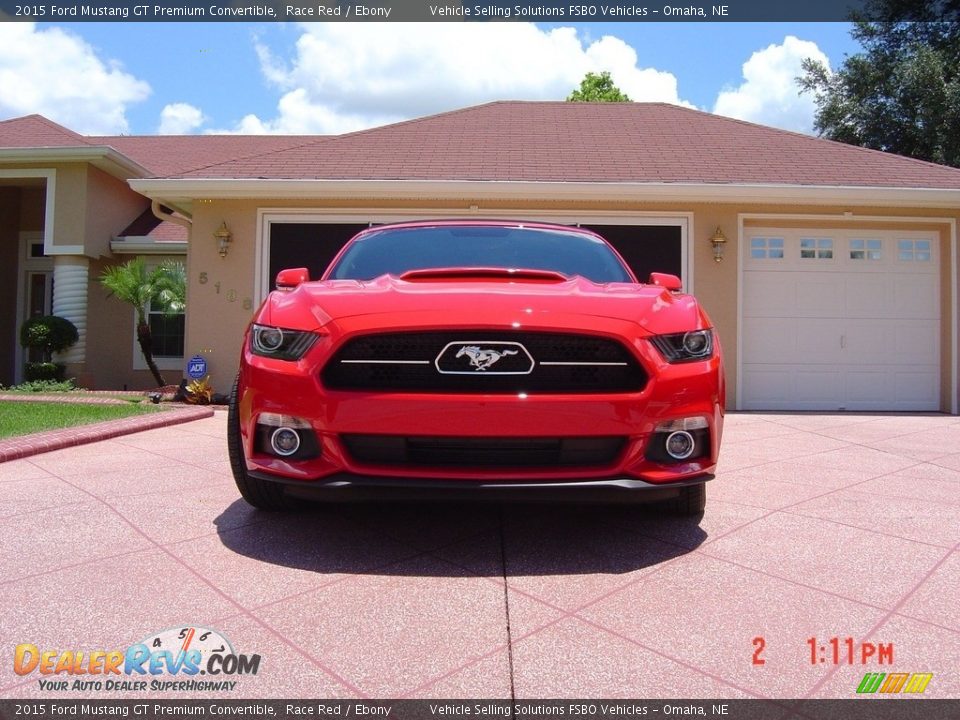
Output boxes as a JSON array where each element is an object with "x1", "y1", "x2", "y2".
[
  {"x1": 898, "y1": 239, "x2": 932, "y2": 262},
  {"x1": 750, "y1": 237, "x2": 784, "y2": 259},
  {"x1": 850, "y1": 238, "x2": 882, "y2": 260},
  {"x1": 148, "y1": 297, "x2": 185, "y2": 358},
  {"x1": 800, "y1": 238, "x2": 833, "y2": 259}
]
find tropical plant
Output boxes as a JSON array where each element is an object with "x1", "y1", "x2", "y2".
[
  {"x1": 100, "y1": 258, "x2": 186, "y2": 388},
  {"x1": 19, "y1": 315, "x2": 79, "y2": 382},
  {"x1": 185, "y1": 377, "x2": 213, "y2": 405}
]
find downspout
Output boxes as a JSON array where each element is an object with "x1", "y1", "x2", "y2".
[{"x1": 151, "y1": 200, "x2": 192, "y2": 229}]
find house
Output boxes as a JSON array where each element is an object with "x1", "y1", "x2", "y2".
[{"x1": 2, "y1": 102, "x2": 958, "y2": 412}]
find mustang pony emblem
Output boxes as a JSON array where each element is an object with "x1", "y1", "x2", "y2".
[{"x1": 456, "y1": 345, "x2": 519, "y2": 371}]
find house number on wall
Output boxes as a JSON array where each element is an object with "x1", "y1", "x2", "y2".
[{"x1": 198, "y1": 272, "x2": 252, "y2": 309}]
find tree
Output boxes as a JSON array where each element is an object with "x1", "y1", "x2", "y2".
[
  {"x1": 567, "y1": 71, "x2": 631, "y2": 102},
  {"x1": 798, "y1": 1, "x2": 960, "y2": 167},
  {"x1": 100, "y1": 258, "x2": 186, "y2": 388},
  {"x1": 19, "y1": 315, "x2": 79, "y2": 381}
]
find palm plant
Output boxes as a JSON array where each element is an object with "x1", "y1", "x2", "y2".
[{"x1": 100, "y1": 258, "x2": 186, "y2": 388}]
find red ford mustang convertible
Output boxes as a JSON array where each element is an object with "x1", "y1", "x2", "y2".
[{"x1": 229, "y1": 220, "x2": 724, "y2": 514}]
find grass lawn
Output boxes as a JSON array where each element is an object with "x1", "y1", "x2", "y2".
[{"x1": 0, "y1": 401, "x2": 162, "y2": 439}]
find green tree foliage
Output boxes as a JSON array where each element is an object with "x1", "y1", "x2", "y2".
[
  {"x1": 19, "y1": 315, "x2": 79, "y2": 358},
  {"x1": 567, "y1": 71, "x2": 631, "y2": 102},
  {"x1": 798, "y1": 1, "x2": 960, "y2": 167},
  {"x1": 100, "y1": 258, "x2": 186, "y2": 388},
  {"x1": 18, "y1": 315, "x2": 79, "y2": 382}
]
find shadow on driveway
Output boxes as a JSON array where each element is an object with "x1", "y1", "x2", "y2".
[{"x1": 213, "y1": 499, "x2": 706, "y2": 578}]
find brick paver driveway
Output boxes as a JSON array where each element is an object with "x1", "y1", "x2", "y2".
[{"x1": 1, "y1": 412, "x2": 958, "y2": 700}]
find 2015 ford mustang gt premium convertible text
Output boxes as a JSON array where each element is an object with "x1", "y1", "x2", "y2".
[{"x1": 228, "y1": 220, "x2": 724, "y2": 515}]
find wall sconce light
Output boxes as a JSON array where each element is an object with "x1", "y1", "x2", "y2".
[
  {"x1": 214, "y1": 222, "x2": 232, "y2": 258},
  {"x1": 709, "y1": 226, "x2": 728, "y2": 263}
]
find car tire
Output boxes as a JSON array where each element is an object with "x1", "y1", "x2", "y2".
[
  {"x1": 227, "y1": 378, "x2": 299, "y2": 511},
  {"x1": 665, "y1": 483, "x2": 706, "y2": 516}
]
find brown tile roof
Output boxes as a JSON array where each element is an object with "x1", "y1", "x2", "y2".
[
  {"x1": 6, "y1": 103, "x2": 960, "y2": 190},
  {"x1": 116, "y1": 207, "x2": 188, "y2": 241},
  {"x1": 170, "y1": 101, "x2": 960, "y2": 189},
  {"x1": 89, "y1": 134, "x2": 315, "y2": 178},
  {"x1": 0, "y1": 114, "x2": 313, "y2": 176},
  {"x1": 0, "y1": 114, "x2": 90, "y2": 148}
]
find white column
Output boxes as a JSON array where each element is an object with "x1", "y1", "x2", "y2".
[{"x1": 52, "y1": 255, "x2": 89, "y2": 364}]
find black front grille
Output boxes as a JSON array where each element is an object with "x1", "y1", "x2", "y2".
[
  {"x1": 342, "y1": 435, "x2": 626, "y2": 468},
  {"x1": 321, "y1": 331, "x2": 646, "y2": 393}
]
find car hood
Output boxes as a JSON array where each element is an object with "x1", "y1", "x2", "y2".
[{"x1": 264, "y1": 274, "x2": 706, "y2": 335}]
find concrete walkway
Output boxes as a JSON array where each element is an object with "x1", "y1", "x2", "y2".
[
  {"x1": 0, "y1": 412, "x2": 957, "y2": 700},
  {"x1": 0, "y1": 397, "x2": 214, "y2": 462}
]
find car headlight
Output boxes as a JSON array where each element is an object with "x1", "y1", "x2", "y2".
[
  {"x1": 250, "y1": 324, "x2": 318, "y2": 360},
  {"x1": 650, "y1": 329, "x2": 714, "y2": 363}
]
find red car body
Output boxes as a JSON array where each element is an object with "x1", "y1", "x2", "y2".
[{"x1": 229, "y1": 220, "x2": 724, "y2": 513}]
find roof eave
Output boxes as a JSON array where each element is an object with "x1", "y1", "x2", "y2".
[
  {"x1": 110, "y1": 238, "x2": 188, "y2": 255},
  {"x1": 127, "y1": 178, "x2": 960, "y2": 212},
  {"x1": 0, "y1": 146, "x2": 151, "y2": 180}
]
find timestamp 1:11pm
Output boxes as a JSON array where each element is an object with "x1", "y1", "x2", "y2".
[{"x1": 808, "y1": 637, "x2": 894, "y2": 665}]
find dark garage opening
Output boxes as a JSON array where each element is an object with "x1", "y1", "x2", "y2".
[
  {"x1": 268, "y1": 222, "x2": 682, "y2": 289},
  {"x1": 268, "y1": 223, "x2": 367, "y2": 290},
  {"x1": 584, "y1": 225, "x2": 682, "y2": 281}
]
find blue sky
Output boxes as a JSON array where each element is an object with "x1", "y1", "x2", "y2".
[{"x1": 0, "y1": 21, "x2": 861, "y2": 136}]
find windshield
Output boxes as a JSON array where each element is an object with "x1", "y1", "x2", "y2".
[{"x1": 325, "y1": 225, "x2": 634, "y2": 283}]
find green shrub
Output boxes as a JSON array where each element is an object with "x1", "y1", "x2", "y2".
[
  {"x1": 7, "y1": 377, "x2": 76, "y2": 392},
  {"x1": 19, "y1": 315, "x2": 79, "y2": 359},
  {"x1": 23, "y1": 362, "x2": 67, "y2": 382}
]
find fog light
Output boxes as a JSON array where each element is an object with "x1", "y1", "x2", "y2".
[
  {"x1": 665, "y1": 430, "x2": 695, "y2": 460},
  {"x1": 270, "y1": 427, "x2": 301, "y2": 456}
]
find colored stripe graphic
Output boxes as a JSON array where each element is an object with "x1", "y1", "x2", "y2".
[
  {"x1": 856, "y1": 672, "x2": 932, "y2": 694},
  {"x1": 880, "y1": 673, "x2": 909, "y2": 693},
  {"x1": 903, "y1": 673, "x2": 933, "y2": 694},
  {"x1": 857, "y1": 673, "x2": 885, "y2": 693}
]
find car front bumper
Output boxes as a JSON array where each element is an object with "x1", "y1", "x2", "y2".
[{"x1": 237, "y1": 322, "x2": 725, "y2": 492}]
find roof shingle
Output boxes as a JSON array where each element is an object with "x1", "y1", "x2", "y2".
[{"x1": 171, "y1": 101, "x2": 960, "y2": 189}]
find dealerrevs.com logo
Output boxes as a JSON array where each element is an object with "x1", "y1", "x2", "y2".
[{"x1": 14, "y1": 626, "x2": 261, "y2": 693}]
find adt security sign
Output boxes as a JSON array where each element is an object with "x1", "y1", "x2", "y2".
[{"x1": 186, "y1": 355, "x2": 208, "y2": 379}]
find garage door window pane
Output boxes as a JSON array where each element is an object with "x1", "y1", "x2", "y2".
[
  {"x1": 751, "y1": 237, "x2": 783, "y2": 259},
  {"x1": 802, "y1": 238, "x2": 832, "y2": 259},
  {"x1": 899, "y1": 239, "x2": 932, "y2": 261},
  {"x1": 851, "y1": 238, "x2": 881, "y2": 260}
]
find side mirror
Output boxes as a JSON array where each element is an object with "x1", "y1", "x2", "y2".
[
  {"x1": 648, "y1": 272, "x2": 682, "y2": 291},
  {"x1": 275, "y1": 267, "x2": 309, "y2": 290}
]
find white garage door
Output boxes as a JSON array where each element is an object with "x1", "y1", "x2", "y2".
[{"x1": 741, "y1": 228, "x2": 940, "y2": 411}]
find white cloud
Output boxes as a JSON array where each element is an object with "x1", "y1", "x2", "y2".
[
  {"x1": 0, "y1": 23, "x2": 149, "y2": 134},
  {"x1": 158, "y1": 102, "x2": 206, "y2": 134},
  {"x1": 222, "y1": 23, "x2": 690, "y2": 135},
  {"x1": 713, "y1": 36, "x2": 829, "y2": 134}
]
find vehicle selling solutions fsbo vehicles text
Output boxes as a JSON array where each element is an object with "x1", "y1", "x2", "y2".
[{"x1": 428, "y1": 5, "x2": 729, "y2": 18}]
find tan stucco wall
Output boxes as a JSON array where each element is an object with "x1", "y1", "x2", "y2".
[
  {"x1": 182, "y1": 198, "x2": 959, "y2": 412},
  {"x1": 84, "y1": 166, "x2": 149, "y2": 259},
  {"x1": 51, "y1": 164, "x2": 87, "y2": 249},
  {"x1": 7, "y1": 163, "x2": 145, "y2": 257},
  {"x1": 185, "y1": 201, "x2": 261, "y2": 395}
]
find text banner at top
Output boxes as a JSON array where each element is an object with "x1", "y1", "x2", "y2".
[{"x1": 0, "y1": 0, "x2": 917, "y2": 23}]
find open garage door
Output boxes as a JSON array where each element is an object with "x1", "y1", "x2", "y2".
[
  {"x1": 741, "y1": 228, "x2": 940, "y2": 411},
  {"x1": 268, "y1": 223, "x2": 368, "y2": 291},
  {"x1": 267, "y1": 221, "x2": 684, "y2": 292}
]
